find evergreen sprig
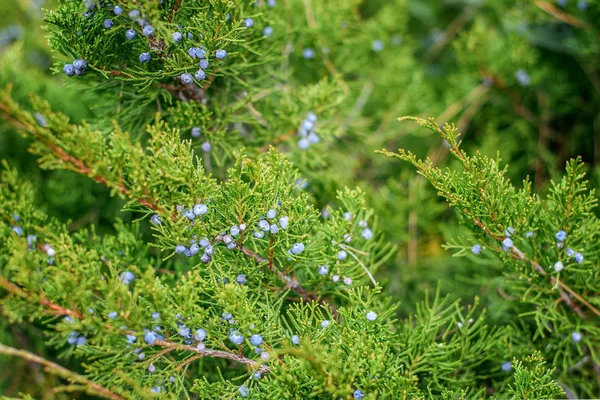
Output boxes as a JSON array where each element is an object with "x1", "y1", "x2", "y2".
[{"x1": 382, "y1": 116, "x2": 600, "y2": 396}]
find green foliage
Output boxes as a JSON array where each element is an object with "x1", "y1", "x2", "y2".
[
  {"x1": 509, "y1": 352, "x2": 564, "y2": 400},
  {"x1": 1, "y1": 0, "x2": 599, "y2": 398},
  {"x1": 384, "y1": 117, "x2": 600, "y2": 397}
]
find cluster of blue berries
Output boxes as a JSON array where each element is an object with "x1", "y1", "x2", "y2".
[
  {"x1": 179, "y1": 46, "x2": 219, "y2": 85},
  {"x1": 254, "y1": 209, "x2": 289, "y2": 239},
  {"x1": 297, "y1": 112, "x2": 320, "y2": 150},
  {"x1": 10, "y1": 214, "x2": 55, "y2": 264},
  {"x1": 170, "y1": 203, "x2": 216, "y2": 262},
  {"x1": 502, "y1": 226, "x2": 515, "y2": 251},
  {"x1": 553, "y1": 230, "x2": 584, "y2": 272},
  {"x1": 472, "y1": 227, "x2": 586, "y2": 275},
  {"x1": 92, "y1": 3, "x2": 160, "y2": 64},
  {"x1": 343, "y1": 212, "x2": 373, "y2": 241},
  {"x1": 63, "y1": 58, "x2": 88, "y2": 77}
]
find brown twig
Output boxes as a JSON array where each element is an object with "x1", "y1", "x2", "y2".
[
  {"x1": 0, "y1": 275, "x2": 84, "y2": 319},
  {"x1": 398, "y1": 119, "x2": 597, "y2": 320},
  {"x1": 169, "y1": 0, "x2": 183, "y2": 23},
  {"x1": 0, "y1": 343, "x2": 126, "y2": 400},
  {"x1": 0, "y1": 105, "x2": 163, "y2": 213},
  {"x1": 0, "y1": 274, "x2": 270, "y2": 373},
  {"x1": 423, "y1": 6, "x2": 478, "y2": 62},
  {"x1": 259, "y1": 129, "x2": 296, "y2": 152},
  {"x1": 534, "y1": 0, "x2": 587, "y2": 28},
  {"x1": 154, "y1": 340, "x2": 266, "y2": 372}
]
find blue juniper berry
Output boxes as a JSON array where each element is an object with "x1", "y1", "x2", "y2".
[
  {"x1": 180, "y1": 73, "x2": 193, "y2": 84},
  {"x1": 194, "y1": 69, "x2": 206, "y2": 81},
  {"x1": 250, "y1": 334, "x2": 263, "y2": 346},
  {"x1": 366, "y1": 311, "x2": 377, "y2": 321},
  {"x1": 215, "y1": 49, "x2": 227, "y2": 60},
  {"x1": 193, "y1": 203, "x2": 208, "y2": 215},
  {"x1": 142, "y1": 25, "x2": 154, "y2": 36},
  {"x1": 125, "y1": 29, "x2": 136, "y2": 40},
  {"x1": 120, "y1": 271, "x2": 134, "y2": 284}
]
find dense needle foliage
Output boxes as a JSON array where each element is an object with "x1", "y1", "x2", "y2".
[{"x1": 0, "y1": 0, "x2": 598, "y2": 398}]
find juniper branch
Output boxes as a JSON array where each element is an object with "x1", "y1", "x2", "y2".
[
  {"x1": 0, "y1": 343, "x2": 126, "y2": 400},
  {"x1": 0, "y1": 273, "x2": 270, "y2": 373}
]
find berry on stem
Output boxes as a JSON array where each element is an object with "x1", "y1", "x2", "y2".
[
  {"x1": 144, "y1": 331, "x2": 156, "y2": 345},
  {"x1": 193, "y1": 203, "x2": 208, "y2": 215},
  {"x1": 142, "y1": 25, "x2": 154, "y2": 36},
  {"x1": 290, "y1": 243, "x2": 305, "y2": 255},
  {"x1": 119, "y1": 271, "x2": 134, "y2": 284},
  {"x1": 63, "y1": 64, "x2": 75, "y2": 77},
  {"x1": 180, "y1": 73, "x2": 193, "y2": 84},
  {"x1": 215, "y1": 49, "x2": 227, "y2": 60},
  {"x1": 194, "y1": 328, "x2": 207, "y2": 341},
  {"x1": 125, "y1": 29, "x2": 137, "y2": 40},
  {"x1": 250, "y1": 334, "x2": 263, "y2": 346},
  {"x1": 194, "y1": 69, "x2": 206, "y2": 81},
  {"x1": 554, "y1": 261, "x2": 564, "y2": 272}
]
